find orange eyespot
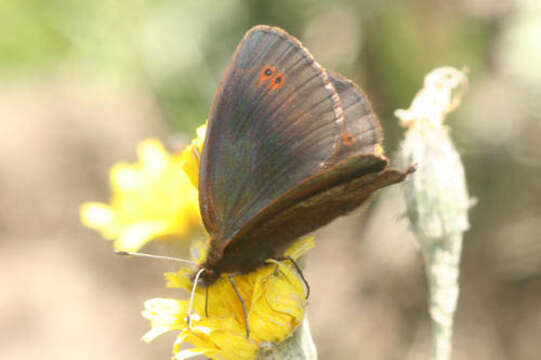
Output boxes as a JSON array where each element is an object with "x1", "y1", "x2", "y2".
[
  {"x1": 259, "y1": 66, "x2": 275, "y2": 85},
  {"x1": 343, "y1": 133, "x2": 356, "y2": 146},
  {"x1": 258, "y1": 66, "x2": 285, "y2": 90},
  {"x1": 270, "y1": 73, "x2": 285, "y2": 90}
]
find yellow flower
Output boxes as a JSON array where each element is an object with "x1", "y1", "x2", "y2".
[
  {"x1": 142, "y1": 237, "x2": 314, "y2": 360},
  {"x1": 80, "y1": 127, "x2": 206, "y2": 251},
  {"x1": 82, "y1": 120, "x2": 311, "y2": 358}
]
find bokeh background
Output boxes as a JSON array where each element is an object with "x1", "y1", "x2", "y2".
[{"x1": 2, "y1": 0, "x2": 540, "y2": 359}]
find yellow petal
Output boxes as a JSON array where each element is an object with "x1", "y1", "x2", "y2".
[
  {"x1": 249, "y1": 262, "x2": 305, "y2": 342},
  {"x1": 110, "y1": 165, "x2": 142, "y2": 192},
  {"x1": 80, "y1": 202, "x2": 117, "y2": 239},
  {"x1": 175, "y1": 348, "x2": 210, "y2": 360},
  {"x1": 141, "y1": 298, "x2": 187, "y2": 342},
  {"x1": 138, "y1": 139, "x2": 169, "y2": 175},
  {"x1": 142, "y1": 326, "x2": 174, "y2": 343},
  {"x1": 176, "y1": 325, "x2": 258, "y2": 360},
  {"x1": 180, "y1": 123, "x2": 207, "y2": 188},
  {"x1": 165, "y1": 268, "x2": 194, "y2": 291},
  {"x1": 180, "y1": 146, "x2": 201, "y2": 188},
  {"x1": 283, "y1": 236, "x2": 315, "y2": 259}
]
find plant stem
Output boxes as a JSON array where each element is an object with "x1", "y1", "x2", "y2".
[{"x1": 257, "y1": 317, "x2": 318, "y2": 360}]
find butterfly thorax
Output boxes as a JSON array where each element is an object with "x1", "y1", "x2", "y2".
[{"x1": 193, "y1": 232, "x2": 282, "y2": 286}]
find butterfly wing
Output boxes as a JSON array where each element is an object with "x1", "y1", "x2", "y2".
[
  {"x1": 326, "y1": 71, "x2": 383, "y2": 161},
  {"x1": 199, "y1": 26, "x2": 411, "y2": 273},
  {"x1": 199, "y1": 25, "x2": 343, "y2": 243}
]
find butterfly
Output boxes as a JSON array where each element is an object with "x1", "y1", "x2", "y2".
[{"x1": 196, "y1": 25, "x2": 413, "y2": 286}]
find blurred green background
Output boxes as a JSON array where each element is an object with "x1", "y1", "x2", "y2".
[{"x1": 1, "y1": 0, "x2": 540, "y2": 359}]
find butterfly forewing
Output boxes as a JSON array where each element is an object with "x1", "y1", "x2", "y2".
[{"x1": 200, "y1": 25, "x2": 343, "y2": 247}]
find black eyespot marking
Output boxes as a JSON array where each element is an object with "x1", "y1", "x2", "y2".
[
  {"x1": 274, "y1": 76, "x2": 282, "y2": 84},
  {"x1": 265, "y1": 68, "x2": 272, "y2": 76}
]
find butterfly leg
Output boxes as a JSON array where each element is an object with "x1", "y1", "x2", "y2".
[
  {"x1": 276, "y1": 256, "x2": 310, "y2": 300},
  {"x1": 228, "y1": 274, "x2": 250, "y2": 338}
]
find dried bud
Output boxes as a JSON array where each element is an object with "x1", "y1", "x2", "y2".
[{"x1": 396, "y1": 67, "x2": 472, "y2": 360}]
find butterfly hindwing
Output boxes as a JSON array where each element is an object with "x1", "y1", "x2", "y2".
[{"x1": 326, "y1": 71, "x2": 383, "y2": 162}]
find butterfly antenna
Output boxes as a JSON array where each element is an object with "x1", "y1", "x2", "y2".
[
  {"x1": 186, "y1": 268, "x2": 206, "y2": 329},
  {"x1": 115, "y1": 250, "x2": 197, "y2": 267}
]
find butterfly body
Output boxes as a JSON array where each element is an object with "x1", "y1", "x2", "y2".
[{"x1": 196, "y1": 25, "x2": 413, "y2": 285}]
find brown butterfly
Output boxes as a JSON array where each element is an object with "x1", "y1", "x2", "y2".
[{"x1": 196, "y1": 25, "x2": 414, "y2": 285}]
